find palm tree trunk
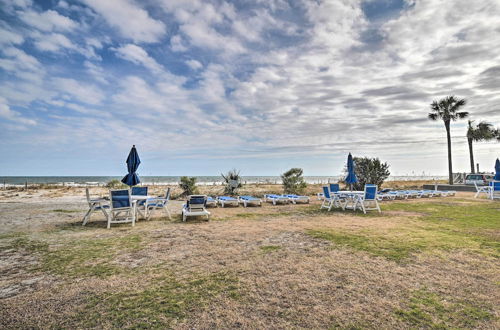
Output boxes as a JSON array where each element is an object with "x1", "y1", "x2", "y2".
[
  {"x1": 468, "y1": 138, "x2": 475, "y2": 174},
  {"x1": 445, "y1": 121, "x2": 453, "y2": 185}
]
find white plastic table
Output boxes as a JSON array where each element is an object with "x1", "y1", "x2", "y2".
[{"x1": 131, "y1": 195, "x2": 151, "y2": 219}]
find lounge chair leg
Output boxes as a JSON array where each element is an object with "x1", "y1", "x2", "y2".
[{"x1": 82, "y1": 208, "x2": 92, "y2": 226}]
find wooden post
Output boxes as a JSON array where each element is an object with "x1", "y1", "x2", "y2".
[{"x1": 25, "y1": 181, "x2": 28, "y2": 190}]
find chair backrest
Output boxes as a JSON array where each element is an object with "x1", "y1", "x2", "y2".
[
  {"x1": 165, "y1": 187, "x2": 171, "y2": 200},
  {"x1": 322, "y1": 186, "x2": 331, "y2": 199},
  {"x1": 329, "y1": 183, "x2": 339, "y2": 193},
  {"x1": 110, "y1": 189, "x2": 131, "y2": 209},
  {"x1": 85, "y1": 187, "x2": 91, "y2": 204},
  {"x1": 493, "y1": 181, "x2": 500, "y2": 191},
  {"x1": 187, "y1": 195, "x2": 207, "y2": 210},
  {"x1": 364, "y1": 184, "x2": 378, "y2": 200},
  {"x1": 131, "y1": 186, "x2": 148, "y2": 196}
]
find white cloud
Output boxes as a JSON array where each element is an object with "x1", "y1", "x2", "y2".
[
  {"x1": 51, "y1": 77, "x2": 105, "y2": 105},
  {"x1": 82, "y1": 0, "x2": 166, "y2": 43},
  {"x1": 33, "y1": 32, "x2": 76, "y2": 52},
  {"x1": 170, "y1": 35, "x2": 188, "y2": 52},
  {"x1": 114, "y1": 44, "x2": 163, "y2": 73},
  {"x1": 186, "y1": 59, "x2": 202, "y2": 70},
  {"x1": 0, "y1": 96, "x2": 36, "y2": 125},
  {"x1": 19, "y1": 9, "x2": 78, "y2": 32},
  {"x1": 0, "y1": 27, "x2": 24, "y2": 45}
]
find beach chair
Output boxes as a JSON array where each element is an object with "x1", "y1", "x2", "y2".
[
  {"x1": 264, "y1": 194, "x2": 290, "y2": 205},
  {"x1": 350, "y1": 184, "x2": 381, "y2": 214},
  {"x1": 283, "y1": 194, "x2": 310, "y2": 204},
  {"x1": 217, "y1": 196, "x2": 240, "y2": 207},
  {"x1": 377, "y1": 188, "x2": 396, "y2": 201},
  {"x1": 82, "y1": 188, "x2": 109, "y2": 226},
  {"x1": 131, "y1": 186, "x2": 148, "y2": 218},
  {"x1": 490, "y1": 181, "x2": 500, "y2": 200},
  {"x1": 206, "y1": 196, "x2": 218, "y2": 207},
  {"x1": 108, "y1": 189, "x2": 136, "y2": 229},
  {"x1": 474, "y1": 182, "x2": 489, "y2": 198},
  {"x1": 146, "y1": 188, "x2": 171, "y2": 220},
  {"x1": 320, "y1": 186, "x2": 345, "y2": 211},
  {"x1": 182, "y1": 195, "x2": 210, "y2": 221},
  {"x1": 329, "y1": 183, "x2": 340, "y2": 194},
  {"x1": 239, "y1": 196, "x2": 262, "y2": 207}
]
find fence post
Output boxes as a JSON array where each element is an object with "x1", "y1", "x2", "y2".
[{"x1": 25, "y1": 181, "x2": 28, "y2": 190}]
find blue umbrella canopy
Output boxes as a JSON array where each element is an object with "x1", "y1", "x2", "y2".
[
  {"x1": 494, "y1": 158, "x2": 500, "y2": 181},
  {"x1": 345, "y1": 153, "x2": 357, "y2": 185},
  {"x1": 121, "y1": 145, "x2": 141, "y2": 186}
]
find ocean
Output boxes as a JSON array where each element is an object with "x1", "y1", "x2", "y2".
[{"x1": 0, "y1": 175, "x2": 448, "y2": 187}]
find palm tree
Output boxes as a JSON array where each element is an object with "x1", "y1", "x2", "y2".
[
  {"x1": 466, "y1": 120, "x2": 496, "y2": 173},
  {"x1": 428, "y1": 96, "x2": 468, "y2": 185}
]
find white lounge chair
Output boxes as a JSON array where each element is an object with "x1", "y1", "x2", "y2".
[
  {"x1": 238, "y1": 196, "x2": 262, "y2": 207},
  {"x1": 217, "y1": 196, "x2": 239, "y2": 207},
  {"x1": 347, "y1": 184, "x2": 381, "y2": 214},
  {"x1": 82, "y1": 188, "x2": 109, "y2": 226},
  {"x1": 264, "y1": 194, "x2": 289, "y2": 205},
  {"x1": 206, "y1": 196, "x2": 218, "y2": 207},
  {"x1": 146, "y1": 188, "x2": 172, "y2": 220},
  {"x1": 182, "y1": 195, "x2": 210, "y2": 222},
  {"x1": 283, "y1": 194, "x2": 310, "y2": 204},
  {"x1": 108, "y1": 189, "x2": 136, "y2": 229}
]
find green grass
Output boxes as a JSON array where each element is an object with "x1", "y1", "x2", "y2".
[
  {"x1": 307, "y1": 200, "x2": 500, "y2": 262},
  {"x1": 395, "y1": 288, "x2": 494, "y2": 328},
  {"x1": 77, "y1": 272, "x2": 240, "y2": 328},
  {"x1": 260, "y1": 245, "x2": 281, "y2": 253},
  {"x1": 1, "y1": 234, "x2": 146, "y2": 278}
]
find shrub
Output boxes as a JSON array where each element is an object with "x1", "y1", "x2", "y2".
[
  {"x1": 106, "y1": 179, "x2": 126, "y2": 189},
  {"x1": 179, "y1": 176, "x2": 198, "y2": 196},
  {"x1": 221, "y1": 169, "x2": 242, "y2": 195},
  {"x1": 346, "y1": 157, "x2": 390, "y2": 191},
  {"x1": 281, "y1": 168, "x2": 307, "y2": 194}
]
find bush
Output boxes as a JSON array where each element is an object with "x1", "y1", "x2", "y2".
[
  {"x1": 347, "y1": 157, "x2": 390, "y2": 191},
  {"x1": 179, "y1": 176, "x2": 198, "y2": 196},
  {"x1": 106, "y1": 179, "x2": 126, "y2": 189},
  {"x1": 281, "y1": 168, "x2": 307, "y2": 194},
  {"x1": 221, "y1": 169, "x2": 242, "y2": 195}
]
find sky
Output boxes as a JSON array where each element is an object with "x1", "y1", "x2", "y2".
[{"x1": 0, "y1": 0, "x2": 499, "y2": 176}]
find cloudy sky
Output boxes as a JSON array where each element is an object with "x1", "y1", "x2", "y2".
[{"x1": 1, "y1": 0, "x2": 499, "y2": 176}]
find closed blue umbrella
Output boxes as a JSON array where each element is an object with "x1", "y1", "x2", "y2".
[
  {"x1": 494, "y1": 158, "x2": 500, "y2": 181},
  {"x1": 121, "y1": 145, "x2": 141, "y2": 186},
  {"x1": 345, "y1": 153, "x2": 357, "y2": 190}
]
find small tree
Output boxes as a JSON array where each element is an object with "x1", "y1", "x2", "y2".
[
  {"x1": 466, "y1": 120, "x2": 496, "y2": 173},
  {"x1": 281, "y1": 168, "x2": 307, "y2": 194},
  {"x1": 179, "y1": 176, "x2": 198, "y2": 196},
  {"x1": 349, "y1": 157, "x2": 390, "y2": 191},
  {"x1": 221, "y1": 169, "x2": 242, "y2": 195}
]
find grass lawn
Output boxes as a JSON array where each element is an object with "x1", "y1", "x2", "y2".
[{"x1": 0, "y1": 191, "x2": 498, "y2": 328}]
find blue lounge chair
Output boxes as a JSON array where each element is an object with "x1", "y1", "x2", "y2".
[
  {"x1": 283, "y1": 194, "x2": 310, "y2": 204},
  {"x1": 239, "y1": 196, "x2": 262, "y2": 207},
  {"x1": 206, "y1": 196, "x2": 218, "y2": 207},
  {"x1": 182, "y1": 195, "x2": 210, "y2": 221},
  {"x1": 217, "y1": 196, "x2": 239, "y2": 207}
]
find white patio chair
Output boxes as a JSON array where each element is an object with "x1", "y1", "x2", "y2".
[
  {"x1": 350, "y1": 184, "x2": 381, "y2": 214},
  {"x1": 146, "y1": 188, "x2": 172, "y2": 220},
  {"x1": 217, "y1": 196, "x2": 239, "y2": 208},
  {"x1": 474, "y1": 182, "x2": 490, "y2": 198},
  {"x1": 108, "y1": 189, "x2": 136, "y2": 229},
  {"x1": 491, "y1": 181, "x2": 500, "y2": 200},
  {"x1": 82, "y1": 188, "x2": 109, "y2": 226},
  {"x1": 320, "y1": 186, "x2": 345, "y2": 211},
  {"x1": 264, "y1": 194, "x2": 290, "y2": 205},
  {"x1": 182, "y1": 195, "x2": 210, "y2": 222}
]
